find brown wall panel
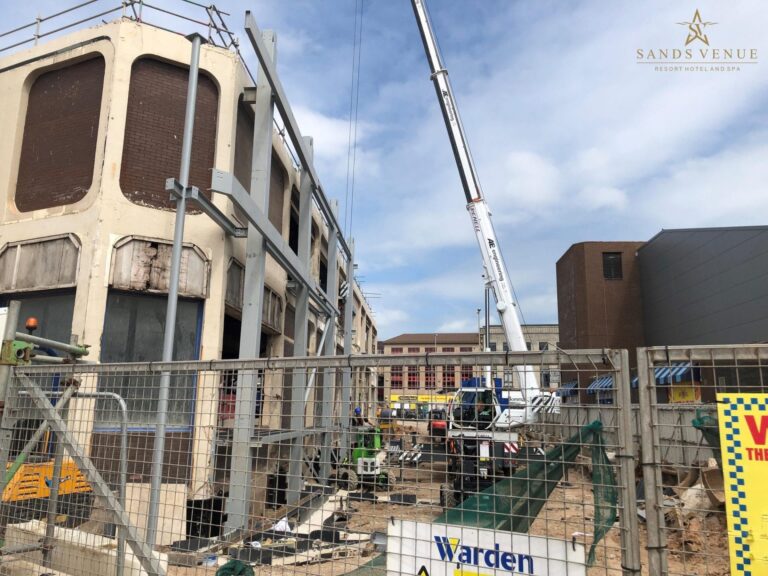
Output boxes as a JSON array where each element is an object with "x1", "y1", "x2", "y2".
[
  {"x1": 91, "y1": 431, "x2": 192, "y2": 485},
  {"x1": 120, "y1": 58, "x2": 218, "y2": 211},
  {"x1": 16, "y1": 56, "x2": 105, "y2": 212}
]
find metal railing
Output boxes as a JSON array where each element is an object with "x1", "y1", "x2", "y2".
[{"x1": 0, "y1": 0, "x2": 237, "y2": 54}]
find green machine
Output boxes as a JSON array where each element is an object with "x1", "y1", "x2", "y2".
[{"x1": 335, "y1": 425, "x2": 396, "y2": 491}]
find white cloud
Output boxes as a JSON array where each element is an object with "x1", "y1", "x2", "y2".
[
  {"x1": 641, "y1": 139, "x2": 768, "y2": 227},
  {"x1": 437, "y1": 319, "x2": 474, "y2": 332},
  {"x1": 371, "y1": 307, "x2": 409, "y2": 335},
  {"x1": 292, "y1": 105, "x2": 380, "y2": 182},
  {"x1": 578, "y1": 186, "x2": 628, "y2": 211},
  {"x1": 500, "y1": 151, "x2": 562, "y2": 210}
]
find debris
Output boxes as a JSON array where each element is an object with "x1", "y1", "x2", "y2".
[
  {"x1": 701, "y1": 466, "x2": 725, "y2": 508},
  {"x1": 683, "y1": 516, "x2": 704, "y2": 553},
  {"x1": 680, "y1": 482, "x2": 711, "y2": 517},
  {"x1": 348, "y1": 491, "x2": 378, "y2": 502},
  {"x1": 270, "y1": 517, "x2": 292, "y2": 533},
  {"x1": 382, "y1": 493, "x2": 417, "y2": 505},
  {"x1": 216, "y1": 559, "x2": 254, "y2": 576}
]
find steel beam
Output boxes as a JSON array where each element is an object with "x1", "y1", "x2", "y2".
[
  {"x1": 243, "y1": 11, "x2": 349, "y2": 260},
  {"x1": 167, "y1": 179, "x2": 247, "y2": 238},
  {"x1": 338, "y1": 240, "x2": 355, "y2": 462},
  {"x1": 148, "y1": 32, "x2": 204, "y2": 549},
  {"x1": 286, "y1": 136, "x2": 314, "y2": 505},
  {"x1": 318, "y1": 202, "x2": 340, "y2": 484},
  {"x1": 14, "y1": 332, "x2": 88, "y2": 357},
  {"x1": 210, "y1": 169, "x2": 337, "y2": 319},
  {"x1": 224, "y1": 29, "x2": 275, "y2": 534},
  {"x1": 251, "y1": 427, "x2": 338, "y2": 448},
  {"x1": 611, "y1": 349, "x2": 642, "y2": 575}
]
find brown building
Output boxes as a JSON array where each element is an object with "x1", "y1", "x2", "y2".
[
  {"x1": 556, "y1": 242, "x2": 645, "y2": 354},
  {"x1": 556, "y1": 242, "x2": 645, "y2": 403}
]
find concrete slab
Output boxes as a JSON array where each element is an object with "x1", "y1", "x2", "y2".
[
  {"x1": 5, "y1": 519, "x2": 168, "y2": 576},
  {"x1": 125, "y1": 483, "x2": 187, "y2": 546},
  {"x1": 0, "y1": 558, "x2": 71, "y2": 576}
]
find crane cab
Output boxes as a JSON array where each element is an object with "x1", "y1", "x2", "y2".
[{"x1": 448, "y1": 377, "x2": 530, "y2": 432}]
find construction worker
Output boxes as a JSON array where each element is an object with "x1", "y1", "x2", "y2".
[
  {"x1": 352, "y1": 406, "x2": 366, "y2": 427},
  {"x1": 477, "y1": 392, "x2": 495, "y2": 424}
]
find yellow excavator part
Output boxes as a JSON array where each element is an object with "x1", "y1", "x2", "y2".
[{"x1": 3, "y1": 459, "x2": 91, "y2": 502}]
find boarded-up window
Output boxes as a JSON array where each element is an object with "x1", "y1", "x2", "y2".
[
  {"x1": 262, "y1": 286, "x2": 283, "y2": 335},
  {"x1": 0, "y1": 291, "x2": 75, "y2": 344},
  {"x1": 16, "y1": 56, "x2": 105, "y2": 212},
  {"x1": 0, "y1": 235, "x2": 79, "y2": 292},
  {"x1": 120, "y1": 58, "x2": 218, "y2": 211},
  {"x1": 110, "y1": 237, "x2": 209, "y2": 298},
  {"x1": 225, "y1": 259, "x2": 244, "y2": 312},
  {"x1": 269, "y1": 156, "x2": 286, "y2": 233},
  {"x1": 225, "y1": 260, "x2": 284, "y2": 332},
  {"x1": 284, "y1": 304, "x2": 296, "y2": 340},
  {"x1": 97, "y1": 291, "x2": 200, "y2": 428},
  {"x1": 289, "y1": 188, "x2": 300, "y2": 254},
  {"x1": 234, "y1": 97, "x2": 254, "y2": 193}
]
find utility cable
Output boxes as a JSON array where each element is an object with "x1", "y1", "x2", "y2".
[{"x1": 344, "y1": 0, "x2": 365, "y2": 238}]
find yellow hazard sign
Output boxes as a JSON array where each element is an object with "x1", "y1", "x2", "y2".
[{"x1": 717, "y1": 393, "x2": 768, "y2": 575}]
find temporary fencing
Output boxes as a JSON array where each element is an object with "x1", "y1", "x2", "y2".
[
  {"x1": 5, "y1": 345, "x2": 762, "y2": 576},
  {"x1": 638, "y1": 345, "x2": 768, "y2": 576}
]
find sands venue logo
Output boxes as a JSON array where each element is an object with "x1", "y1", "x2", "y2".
[{"x1": 636, "y1": 9, "x2": 758, "y2": 73}]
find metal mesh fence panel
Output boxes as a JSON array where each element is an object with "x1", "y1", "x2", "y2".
[
  {"x1": 638, "y1": 345, "x2": 768, "y2": 576},
  {"x1": 0, "y1": 350, "x2": 638, "y2": 576}
]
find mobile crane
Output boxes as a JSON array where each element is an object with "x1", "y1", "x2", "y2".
[{"x1": 410, "y1": 0, "x2": 559, "y2": 506}]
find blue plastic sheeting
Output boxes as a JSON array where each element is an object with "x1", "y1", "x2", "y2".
[
  {"x1": 586, "y1": 375, "x2": 614, "y2": 394},
  {"x1": 630, "y1": 362, "x2": 698, "y2": 388},
  {"x1": 557, "y1": 380, "x2": 578, "y2": 397}
]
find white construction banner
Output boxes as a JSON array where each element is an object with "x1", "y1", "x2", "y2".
[{"x1": 387, "y1": 520, "x2": 586, "y2": 576}]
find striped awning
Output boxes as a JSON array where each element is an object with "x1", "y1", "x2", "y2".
[
  {"x1": 631, "y1": 362, "x2": 699, "y2": 388},
  {"x1": 556, "y1": 380, "x2": 578, "y2": 397},
  {"x1": 586, "y1": 375, "x2": 614, "y2": 394}
]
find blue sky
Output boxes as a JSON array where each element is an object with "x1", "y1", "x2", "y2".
[{"x1": 4, "y1": 1, "x2": 768, "y2": 340}]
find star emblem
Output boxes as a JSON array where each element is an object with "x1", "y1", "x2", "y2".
[{"x1": 677, "y1": 10, "x2": 717, "y2": 46}]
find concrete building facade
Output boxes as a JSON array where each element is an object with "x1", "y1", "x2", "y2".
[{"x1": 0, "y1": 17, "x2": 376, "y2": 504}]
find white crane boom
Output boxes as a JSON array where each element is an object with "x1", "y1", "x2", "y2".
[{"x1": 411, "y1": 0, "x2": 552, "y2": 424}]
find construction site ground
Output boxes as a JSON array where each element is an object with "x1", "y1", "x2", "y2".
[
  {"x1": 156, "y1": 419, "x2": 734, "y2": 576},
  {"x1": 1, "y1": 421, "x2": 725, "y2": 576}
]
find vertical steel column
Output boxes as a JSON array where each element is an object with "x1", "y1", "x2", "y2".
[
  {"x1": 225, "y1": 30, "x2": 276, "y2": 533},
  {"x1": 286, "y1": 136, "x2": 314, "y2": 505},
  {"x1": 42, "y1": 380, "x2": 72, "y2": 569},
  {"x1": 611, "y1": 349, "x2": 641, "y2": 575},
  {"x1": 0, "y1": 302, "x2": 20, "y2": 402},
  {"x1": 0, "y1": 301, "x2": 21, "y2": 489},
  {"x1": 338, "y1": 240, "x2": 355, "y2": 462},
  {"x1": 147, "y1": 33, "x2": 204, "y2": 549},
  {"x1": 319, "y1": 204, "x2": 340, "y2": 484},
  {"x1": 637, "y1": 348, "x2": 667, "y2": 575}
]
